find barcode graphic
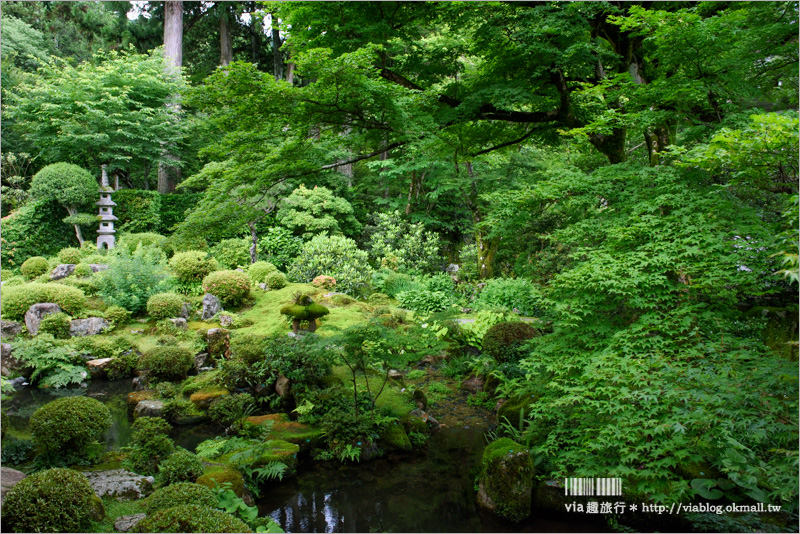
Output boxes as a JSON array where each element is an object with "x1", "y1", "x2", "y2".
[{"x1": 564, "y1": 478, "x2": 622, "y2": 496}]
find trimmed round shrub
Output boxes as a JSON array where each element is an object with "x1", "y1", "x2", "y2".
[
  {"x1": 248, "y1": 261, "x2": 278, "y2": 284},
  {"x1": 202, "y1": 270, "x2": 251, "y2": 306},
  {"x1": 2, "y1": 468, "x2": 98, "y2": 533},
  {"x1": 21, "y1": 256, "x2": 49, "y2": 279},
  {"x1": 58, "y1": 247, "x2": 83, "y2": 264},
  {"x1": 146, "y1": 292, "x2": 184, "y2": 320},
  {"x1": 38, "y1": 312, "x2": 72, "y2": 339},
  {"x1": 265, "y1": 270, "x2": 287, "y2": 290},
  {"x1": 104, "y1": 305, "x2": 131, "y2": 325},
  {"x1": 1, "y1": 282, "x2": 86, "y2": 321},
  {"x1": 118, "y1": 232, "x2": 168, "y2": 254},
  {"x1": 73, "y1": 263, "x2": 94, "y2": 277},
  {"x1": 29, "y1": 396, "x2": 112, "y2": 456},
  {"x1": 154, "y1": 449, "x2": 205, "y2": 487},
  {"x1": 210, "y1": 237, "x2": 251, "y2": 270},
  {"x1": 125, "y1": 417, "x2": 175, "y2": 476},
  {"x1": 169, "y1": 251, "x2": 219, "y2": 283},
  {"x1": 136, "y1": 504, "x2": 252, "y2": 533},
  {"x1": 146, "y1": 482, "x2": 217, "y2": 514},
  {"x1": 139, "y1": 346, "x2": 193, "y2": 381},
  {"x1": 288, "y1": 234, "x2": 373, "y2": 296},
  {"x1": 482, "y1": 321, "x2": 540, "y2": 363},
  {"x1": 368, "y1": 292, "x2": 391, "y2": 306},
  {"x1": 312, "y1": 274, "x2": 337, "y2": 290}
]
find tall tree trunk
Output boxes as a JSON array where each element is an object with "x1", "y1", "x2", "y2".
[
  {"x1": 158, "y1": 1, "x2": 183, "y2": 194},
  {"x1": 271, "y1": 12, "x2": 282, "y2": 81},
  {"x1": 219, "y1": 4, "x2": 232, "y2": 67},
  {"x1": 286, "y1": 61, "x2": 295, "y2": 84},
  {"x1": 464, "y1": 162, "x2": 498, "y2": 279},
  {"x1": 247, "y1": 221, "x2": 258, "y2": 264}
]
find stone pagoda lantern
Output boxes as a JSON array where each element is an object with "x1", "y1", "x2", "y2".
[{"x1": 96, "y1": 164, "x2": 117, "y2": 250}]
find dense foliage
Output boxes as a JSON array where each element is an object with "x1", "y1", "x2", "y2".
[{"x1": 29, "y1": 396, "x2": 112, "y2": 459}]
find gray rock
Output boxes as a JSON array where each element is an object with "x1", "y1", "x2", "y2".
[
  {"x1": 194, "y1": 352, "x2": 210, "y2": 372},
  {"x1": 69, "y1": 317, "x2": 110, "y2": 337},
  {"x1": 8, "y1": 376, "x2": 28, "y2": 388},
  {"x1": 80, "y1": 469, "x2": 154, "y2": 500},
  {"x1": 1, "y1": 320, "x2": 23, "y2": 340},
  {"x1": 169, "y1": 317, "x2": 187, "y2": 330},
  {"x1": 50, "y1": 263, "x2": 76, "y2": 280},
  {"x1": 86, "y1": 357, "x2": 114, "y2": 379},
  {"x1": 114, "y1": 513, "x2": 147, "y2": 533},
  {"x1": 24, "y1": 303, "x2": 62, "y2": 336},
  {"x1": 88, "y1": 264, "x2": 109, "y2": 273},
  {"x1": 218, "y1": 314, "x2": 233, "y2": 327},
  {"x1": 179, "y1": 302, "x2": 192, "y2": 319},
  {"x1": 1, "y1": 467, "x2": 27, "y2": 504},
  {"x1": 133, "y1": 399, "x2": 164, "y2": 418},
  {"x1": 275, "y1": 374, "x2": 291, "y2": 398},
  {"x1": 201, "y1": 293, "x2": 223, "y2": 320},
  {"x1": 388, "y1": 369, "x2": 403, "y2": 380},
  {"x1": 258, "y1": 283, "x2": 267, "y2": 290},
  {"x1": 460, "y1": 374, "x2": 485, "y2": 394}
]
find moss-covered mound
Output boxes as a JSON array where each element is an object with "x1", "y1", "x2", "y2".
[
  {"x1": 482, "y1": 321, "x2": 540, "y2": 363},
  {"x1": 478, "y1": 438, "x2": 535, "y2": 522},
  {"x1": 380, "y1": 422, "x2": 412, "y2": 452},
  {"x1": 135, "y1": 504, "x2": 252, "y2": 533},
  {"x1": 196, "y1": 465, "x2": 247, "y2": 498},
  {"x1": 29, "y1": 396, "x2": 112, "y2": 457},
  {"x1": 145, "y1": 482, "x2": 218, "y2": 514},
  {"x1": 245, "y1": 413, "x2": 324, "y2": 450}
]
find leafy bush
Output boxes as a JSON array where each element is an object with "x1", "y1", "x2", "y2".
[
  {"x1": 106, "y1": 351, "x2": 139, "y2": 380},
  {"x1": 230, "y1": 332, "x2": 268, "y2": 365},
  {"x1": 145, "y1": 482, "x2": 218, "y2": 514},
  {"x1": 1, "y1": 200, "x2": 76, "y2": 268},
  {"x1": 69, "y1": 335, "x2": 134, "y2": 359},
  {"x1": 208, "y1": 393, "x2": 255, "y2": 427},
  {"x1": 29, "y1": 396, "x2": 112, "y2": 458},
  {"x1": 104, "y1": 305, "x2": 131, "y2": 326},
  {"x1": 136, "y1": 504, "x2": 252, "y2": 533},
  {"x1": 364, "y1": 210, "x2": 442, "y2": 273},
  {"x1": 211, "y1": 237, "x2": 251, "y2": 269},
  {"x1": 73, "y1": 263, "x2": 94, "y2": 277},
  {"x1": 247, "y1": 261, "x2": 278, "y2": 284},
  {"x1": 371, "y1": 270, "x2": 423, "y2": 298},
  {"x1": 11, "y1": 335, "x2": 88, "y2": 388},
  {"x1": 257, "y1": 225, "x2": 303, "y2": 270},
  {"x1": 202, "y1": 270, "x2": 251, "y2": 306},
  {"x1": 1, "y1": 438, "x2": 34, "y2": 465},
  {"x1": 139, "y1": 346, "x2": 193, "y2": 382},
  {"x1": 58, "y1": 275, "x2": 100, "y2": 297},
  {"x1": 38, "y1": 312, "x2": 72, "y2": 339},
  {"x1": 482, "y1": 322, "x2": 540, "y2": 363},
  {"x1": 2, "y1": 468, "x2": 99, "y2": 534},
  {"x1": 265, "y1": 270, "x2": 287, "y2": 290},
  {"x1": 169, "y1": 250, "x2": 219, "y2": 283},
  {"x1": 58, "y1": 247, "x2": 83, "y2": 264},
  {"x1": 396, "y1": 290, "x2": 451, "y2": 313},
  {"x1": 457, "y1": 310, "x2": 517, "y2": 350},
  {"x1": 97, "y1": 245, "x2": 171, "y2": 314},
  {"x1": 117, "y1": 232, "x2": 168, "y2": 254},
  {"x1": 146, "y1": 292, "x2": 184, "y2": 320},
  {"x1": 155, "y1": 448, "x2": 205, "y2": 487},
  {"x1": 123, "y1": 417, "x2": 175, "y2": 476},
  {"x1": 277, "y1": 184, "x2": 361, "y2": 239},
  {"x1": 474, "y1": 278, "x2": 544, "y2": 317},
  {"x1": 21, "y1": 255, "x2": 49, "y2": 279},
  {"x1": 289, "y1": 234, "x2": 373, "y2": 296}
]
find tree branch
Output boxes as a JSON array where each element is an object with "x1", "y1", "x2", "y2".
[{"x1": 469, "y1": 127, "x2": 539, "y2": 157}]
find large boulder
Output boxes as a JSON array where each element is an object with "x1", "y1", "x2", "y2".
[
  {"x1": 69, "y1": 317, "x2": 110, "y2": 337},
  {"x1": 80, "y1": 469, "x2": 155, "y2": 500},
  {"x1": 1, "y1": 320, "x2": 24, "y2": 340},
  {"x1": 24, "y1": 303, "x2": 62, "y2": 336},
  {"x1": 0, "y1": 343, "x2": 31, "y2": 378},
  {"x1": 477, "y1": 438, "x2": 535, "y2": 522},
  {"x1": 1, "y1": 467, "x2": 27, "y2": 504},
  {"x1": 201, "y1": 293, "x2": 223, "y2": 320},
  {"x1": 50, "y1": 264, "x2": 76, "y2": 280},
  {"x1": 380, "y1": 422, "x2": 412, "y2": 452},
  {"x1": 133, "y1": 399, "x2": 164, "y2": 419},
  {"x1": 189, "y1": 386, "x2": 229, "y2": 410}
]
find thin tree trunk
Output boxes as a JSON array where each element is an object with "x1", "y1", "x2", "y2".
[
  {"x1": 247, "y1": 221, "x2": 258, "y2": 263},
  {"x1": 66, "y1": 206, "x2": 85, "y2": 246},
  {"x1": 219, "y1": 4, "x2": 232, "y2": 67},
  {"x1": 286, "y1": 62, "x2": 295, "y2": 84},
  {"x1": 158, "y1": 1, "x2": 183, "y2": 194},
  {"x1": 464, "y1": 162, "x2": 497, "y2": 279},
  {"x1": 271, "y1": 12, "x2": 282, "y2": 81}
]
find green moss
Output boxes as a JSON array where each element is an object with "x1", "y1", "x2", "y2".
[
  {"x1": 146, "y1": 482, "x2": 217, "y2": 513},
  {"x1": 136, "y1": 504, "x2": 252, "y2": 533},
  {"x1": 196, "y1": 465, "x2": 247, "y2": 497},
  {"x1": 380, "y1": 422, "x2": 412, "y2": 452},
  {"x1": 332, "y1": 366, "x2": 414, "y2": 416},
  {"x1": 245, "y1": 414, "x2": 324, "y2": 450},
  {"x1": 280, "y1": 304, "x2": 309, "y2": 319},
  {"x1": 189, "y1": 386, "x2": 230, "y2": 409},
  {"x1": 481, "y1": 438, "x2": 534, "y2": 522},
  {"x1": 87, "y1": 497, "x2": 146, "y2": 533}
]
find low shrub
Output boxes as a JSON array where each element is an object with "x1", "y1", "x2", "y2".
[
  {"x1": 210, "y1": 237, "x2": 251, "y2": 270},
  {"x1": 2, "y1": 468, "x2": 99, "y2": 533},
  {"x1": 154, "y1": 448, "x2": 205, "y2": 487},
  {"x1": 58, "y1": 276, "x2": 100, "y2": 297},
  {"x1": 265, "y1": 270, "x2": 287, "y2": 290},
  {"x1": 58, "y1": 247, "x2": 83, "y2": 264},
  {"x1": 38, "y1": 312, "x2": 72, "y2": 339},
  {"x1": 117, "y1": 232, "x2": 168, "y2": 254},
  {"x1": 145, "y1": 482, "x2": 218, "y2": 514},
  {"x1": 29, "y1": 396, "x2": 112, "y2": 458},
  {"x1": 288, "y1": 234, "x2": 373, "y2": 296},
  {"x1": 367, "y1": 292, "x2": 391, "y2": 306},
  {"x1": 97, "y1": 246, "x2": 170, "y2": 315},
  {"x1": 312, "y1": 275, "x2": 337, "y2": 291},
  {"x1": 474, "y1": 278, "x2": 544, "y2": 317},
  {"x1": 482, "y1": 321, "x2": 541, "y2": 363},
  {"x1": 73, "y1": 263, "x2": 94, "y2": 277},
  {"x1": 208, "y1": 393, "x2": 255, "y2": 427},
  {"x1": 104, "y1": 305, "x2": 131, "y2": 326},
  {"x1": 169, "y1": 251, "x2": 219, "y2": 283},
  {"x1": 146, "y1": 292, "x2": 184, "y2": 320},
  {"x1": 396, "y1": 289, "x2": 451, "y2": 313},
  {"x1": 106, "y1": 351, "x2": 139, "y2": 380},
  {"x1": 247, "y1": 261, "x2": 277, "y2": 284},
  {"x1": 202, "y1": 270, "x2": 251, "y2": 306},
  {"x1": 124, "y1": 417, "x2": 175, "y2": 476},
  {"x1": 230, "y1": 332, "x2": 268, "y2": 364},
  {"x1": 135, "y1": 504, "x2": 252, "y2": 533},
  {"x1": 21, "y1": 256, "x2": 49, "y2": 279},
  {"x1": 139, "y1": 346, "x2": 193, "y2": 382}
]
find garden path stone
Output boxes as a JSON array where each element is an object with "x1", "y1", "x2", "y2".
[
  {"x1": 70, "y1": 317, "x2": 110, "y2": 336},
  {"x1": 1, "y1": 467, "x2": 26, "y2": 504},
  {"x1": 24, "y1": 303, "x2": 62, "y2": 335},
  {"x1": 80, "y1": 469, "x2": 154, "y2": 500},
  {"x1": 201, "y1": 293, "x2": 223, "y2": 320},
  {"x1": 114, "y1": 513, "x2": 147, "y2": 532},
  {"x1": 50, "y1": 263, "x2": 76, "y2": 280}
]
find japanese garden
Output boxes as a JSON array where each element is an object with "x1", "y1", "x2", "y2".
[{"x1": 0, "y1": 1, "x2": 797, "y2": 533}]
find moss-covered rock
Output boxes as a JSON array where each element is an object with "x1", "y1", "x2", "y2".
[
  {"x1": 206, "y1": 328, "x2": 231, "y2": 359},
  {"x1": 477, "y1": 438, "x2": 534, "y2": 522},
  {"x1": 245, "y1": 413, "x2": 324, "y2": 451},
  {"x1": 380, "y1": 422, "x2": 412, "y2": 452},
  {"x1": 135, "y1": 503, "x2": 252, "y2": 533},
  {"x1": 196, "y1": 465, "x2": 247, "y2": 498},
  {"x1": 126, "y1": 390, "x2": 157, "y2": 407},
  {"x1": 189, "y1": 386, "x2": 230, "y2": 410},
  {"x1": 213, "y1": 437, "x2": 300, "y2": 474},
  {"x1": 747, "y1": 306, "x2": 799, "y2": 361},
  {"x1": 400, "y1": 412, "x2": 429, "y2": 436}
]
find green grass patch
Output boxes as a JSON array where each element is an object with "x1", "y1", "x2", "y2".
[{"x1": 87, "y1": 497, "x2": 146, "y2": 533}]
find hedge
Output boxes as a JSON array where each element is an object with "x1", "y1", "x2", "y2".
[
  {"x1": 0, "y1": 199, "x2": 79, "y2": 267},
  {"x1": 113, "y1": 190, "x2": 202, "y2": 235}
]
